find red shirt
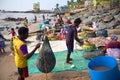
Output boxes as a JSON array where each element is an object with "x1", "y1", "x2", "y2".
[
  {"x1": 104, "y1": 41, "x2": 120, "y2": 52},
  {"x1": 11, "y1": 31, "x2": 16, "y2": 37}
]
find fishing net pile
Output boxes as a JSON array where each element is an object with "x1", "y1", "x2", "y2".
[{"x1": 36, "y1": 36, "x2": 56, "y2": 73}]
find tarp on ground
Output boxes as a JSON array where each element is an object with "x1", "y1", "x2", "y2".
[{"x1": 28, "y1": 50, "x2": 89, "y2": 74}]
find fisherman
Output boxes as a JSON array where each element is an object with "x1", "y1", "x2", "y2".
[
  {"x1": 66, "y1": 18, "x2": 83, "y2": 64},
  {"x1": 13, "y1": 27, "x2": 41, "y2": 80}
]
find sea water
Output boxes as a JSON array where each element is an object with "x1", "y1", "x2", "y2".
[
  {"x1": 0, "y1": 12, "x2": 53, "y2": 39},
  {"x1": 0, "y1": 12, "x2": 53, "y2": 31}
]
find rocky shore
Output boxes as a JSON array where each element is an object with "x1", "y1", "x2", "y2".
[{"x1": 0, "y1": 3, "x2": 120, "y2": 80}]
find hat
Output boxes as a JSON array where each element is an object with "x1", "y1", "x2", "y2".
[{"x1": 111, "y1": 36, "x2": 118, "y2": 40}]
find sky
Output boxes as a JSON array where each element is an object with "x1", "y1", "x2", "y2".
[{"x1": 0, "y1": 0, "x2": 75, "y2": 11}]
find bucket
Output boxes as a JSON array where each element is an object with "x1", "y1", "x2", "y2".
[{"x1": 88, "y1": 56, "x2": 120, "y2": 80}]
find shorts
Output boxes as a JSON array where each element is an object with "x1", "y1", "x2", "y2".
[
  {"x1": 66, "y1": 43, "x2": 73, "y2": 54},
  {"x1": 18, "y1": 66, "x2": 29, "y2": 78},
  {"x1": 0, "y1": 41, "x2": 6, "y2": 48}
]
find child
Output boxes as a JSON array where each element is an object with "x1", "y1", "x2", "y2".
[
  {"x1": 8, "y1": 28, "x2": 16, "y2": 37},
  {"x1": 0, "y1": 32, "x2": 6, "y2": 53},
  {"x1": 23, "y1": 17, "x2": 28, "y2": 27}
]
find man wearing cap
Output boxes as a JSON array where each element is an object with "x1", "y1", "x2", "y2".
[
  {"x1": 104, "y1": 36, "x2": 120, "y2": 59},
  {"x1": 66, "y1": 18, "x2": 83, "y2": 64}
]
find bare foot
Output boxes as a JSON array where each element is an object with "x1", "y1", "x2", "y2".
[{"x1": 66, "y1": 62, "x2": 72, "y2": 64}]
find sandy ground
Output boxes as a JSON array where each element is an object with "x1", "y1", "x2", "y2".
[
  {"x1": 1, "y1": 20, "x2": 120, "y2": 80},
  {"x1": 0, "y1": 42, "x2": 91, "y2": 80},
  {"x1": 0, "y1": 20, "x2": 91, "y2": 80},
  {"x1": 1, "y1": 37, "x2": 120, "y2": 80}
]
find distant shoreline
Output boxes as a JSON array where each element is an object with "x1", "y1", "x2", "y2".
[{"x1": 0, "y1": 10, "x2": 55, "y2": 14}]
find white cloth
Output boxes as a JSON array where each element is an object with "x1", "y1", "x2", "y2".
[
  {"x1": 106, "y1": 48, "x2": 120, "y2": 59},
  {"x1": 90, "y1": 22, "x2": 98, "y2": 31}
]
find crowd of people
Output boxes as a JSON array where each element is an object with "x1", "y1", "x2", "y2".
[{"x1": 1, "y1": 14, "x2": 120, "y2": 80}]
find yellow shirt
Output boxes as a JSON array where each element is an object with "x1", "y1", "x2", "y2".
[{"x1": 13, "y1": 36, "x2": 27, "y2": 68}]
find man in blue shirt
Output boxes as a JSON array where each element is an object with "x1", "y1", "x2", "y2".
[{"x1": 66, "y1": 18, "x2": 82, "y2": 64}]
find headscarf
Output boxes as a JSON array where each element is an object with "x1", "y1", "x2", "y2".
[{"x1": 111, "y1": 36, "x2": 118, "y2": 40}]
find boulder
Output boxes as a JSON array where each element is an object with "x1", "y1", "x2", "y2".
[{"x1": 102, "y1": 15, "x2": 114, "y2": 23}]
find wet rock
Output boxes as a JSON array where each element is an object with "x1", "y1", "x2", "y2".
[
  {"x1": 102, "y1": 8, "x2": 109, "y2": 13},
  {"x1": 93, "y1": 10, "x2": 102, "y2": 16},
  {"x1": 114, "y1": 13, "x2": 120, "y2": 21},
  {"x1": 112, "y1": 30, "x2": 120, "y2": 35},
  {"x1": 98, "y1": 22, "x2": 108, "y2": 30},
  {"x1": 115, "y1": 25, "x2": 120, "y2": 29},
  {"x1": 84, "y1": 11, "x2": 93, "y2": 18},
  {"x1": 109, "y1": 20, "x2": 120, "y2": 29},
  {"x1": 70, "y1": 5, "x2": 120, "y2": 31},
  {"x1": 102, "y1": 15, "x2": 114, "y2": 23},
  {"x1": 3, "y1": 17, "x2": 25, "y2": 21},
  {"x1": 110, "y1": 9, "x2": 120, "y2": 16}
]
